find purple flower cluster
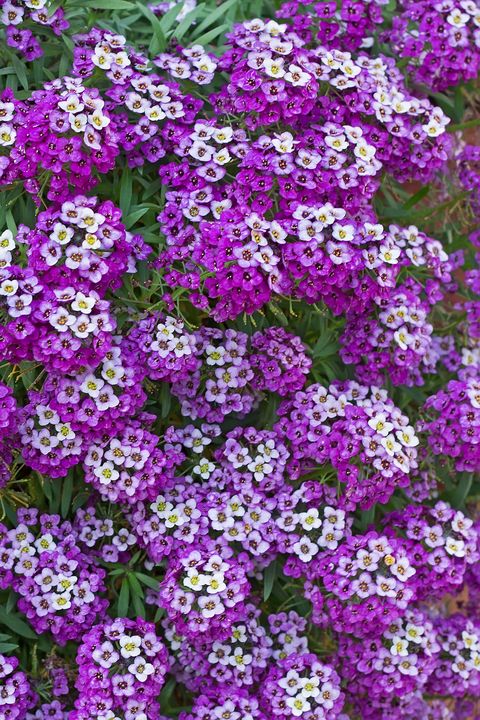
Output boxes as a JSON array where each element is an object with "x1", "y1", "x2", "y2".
[
  {"x1": 160, "y1": 540, "x2": 252, "y2": 642},
  {"x1": 387, "y1": 0, "x2": 480, "y2": 91},
  {"x1": 305, "y1": 531, "x2": 417, "y2": 637},
  {"x1": 0, "y1": 508, "x2": 107, "y2": 643},
  {"x1": 0, "y1": 651, "x2": 34, "y2": 718},
  {"x1": 0, "y1": 381, "x2": 17, "y2": 487},
  {"x1": 421, "y1": 376, "x2": 480, "y2": 473},
  {"x1": 1, "y1": 0, "x2": 68, "y2": 60},
  {"x1": 384, "y1": 502, "x2": 479, "y2": 599},
  {"x1": 72, "y1": 617, "x2": 169, "y2": 720},
  {"x1": 275, "y1": 380, "x2": 419, "y2": 508},
  {"x1": 260, "y1": 652, "x2": 344, "y2": 719}
]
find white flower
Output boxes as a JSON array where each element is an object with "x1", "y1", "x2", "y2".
[
  {"x1": 445, "y1": 537, "x2": 466, "y2": 558},
  {"x1": 285, "y1": 64, "x2": 310, "y2": 86},
  {"x1": 368, "y1": 413, "x2": 394, "y2": 436},
  {"x1": 380, "y1": 434, "x2": 402, "y2": 457},
  {"x1": 405, "y1": 623, "x2": 425, "y2": 644},
  {"x1": 298, "y1": 509, "x2": 322, "y2": 531},
  {"x1": 51, "y1": 593, "x2": 72, "y2": 611},
  {"x1": 263, "y1": 57, "x2": 285, "y2": 78},
  {"x1": 0, "y1": 230, "x2": 15, "y2": 251},
  {"x1": 286, "y1": 695, "x2": 311, "y2": 717},
  {"x1": 300, "y1": 675, "x2": 320, "y2": 699},
  {"x1": 0, "y1": 278, "x2": 18, "y2": 296},
  {"x1": 93, "y1": 462, "x2": 119, "y2": 485},
  {"x1": 80, "y1": 374, "x2": 104, "y2": 398},
  {"x1": 390, "y1": 636, "x2": 409, "y2": 656},
  {"x1": 128, "y1": 656, "x2": 154, "y2": 682},
  {"x1": 71, "y1": 292, "x2": 97, "y2": 314},
  {"x1": 279, "y1": 669, "x2": 301, "y2": 695},
  {"x1": 395, "y1": 426, "x2": 419, "y2": 448},
  {"x1": 198, "y1": 594, "x2": 225, "y2": 618},
  {"x1": 119, "y1": 634, "x2": 142, "y2": 659},
  {"x1": 183, "y1": 568, "x2": 207, "y2": 591},
  {"x1": 293, "y1": 537, "x2": 318, "y2": 563},
  {"x1": 193, "y1": 458, "x2": 215, "y2": 479},
  {"x1": 228, "y1": 647, "x2": 252, "y2": 670},
  {"x1": 205, "y1": 572, "x2": 226, "y2": 594}
]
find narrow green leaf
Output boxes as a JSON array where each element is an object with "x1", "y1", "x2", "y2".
[
  {"x1": 0, "y1": 609, "x2": 37, "y2": 639},
  {"x1": 117, "y1": 579, "x2": 130, "y2": 617},
  {"x1": 191, "y1": 0, "x2": 237, "y2": 37},
  {"x1": 61, "y1": 472, "x2": 74, "y2": 518},
  {"x1": 263, "y1": 559, "x2": 277, "y2": 601},
  {"x1": 119, "y1": 168, "x2": 132, "y2": 216},
  {"x1": 127, "y1": 572, "x2": 145, "y2": 599},
  {"x1": 135, "y1": 572, "x2": 160, "y2": 590},
  {"x1": 159, "y1": 2, "x2": 185, "y2": 34},
  {"x1": 136, "y1": 3, "x2": 167, "y2": 55},
  {"x1": 192, "y1": 24, "x2": 230, "y2": 47},
  {"x1": 0, "y1": 642, "x2": 19, "y2": 652},
  {"x1": 82, "y1": 0, "x2": 133, "y2": 8},
  {"x1": 10, "y1": 55, "x2": 29, "y2": 92}
]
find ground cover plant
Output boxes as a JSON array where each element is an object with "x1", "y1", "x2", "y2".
[{"x1": 0, "y1": 0, "x2": 480, "y2": 717}]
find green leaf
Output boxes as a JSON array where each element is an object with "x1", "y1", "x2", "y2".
[
  {"x1": 10, "y1": 55, "x2": 29, "y2": 92},
  {"x1": 125, "y1": 207, "x2": 149, "y2": 229},
  {"x1": 263, "y1": 559, "x2": 277, "y2": 601},
  {"x1": 117, "y1": 579, "x2": 130, "y2": 617},
  {"x1": 192, "y1": 23, "x2": 230, "y2": 47},
  {"x1": 82, "y1": 0, "x2": 133, "y2": 8},
  {"x1": 0, "y1": 608, "x2": 37, "y2": 639},
  {"x1": 159, "y1": 2, "x2": 185, "y2": 34},
  {"x1": 127, "y1": 572, "x2": 144, "y2": 599},
  {"x1": 61, "y1": 472, "x2": 74, "y2": 518},
  {"x1": 403, "y1": 185, "x2": 430, "y2": 210},
  {"x1": 136, "y1": 3, "x2": 167, "y2": 55},
  {"x1": 0, "y1": 642, "x2": 18, "y2": 652},
  {"x1": 174, "y1": 6, "x2": 205, "y2": 42},
  {"x1": 119, "y1": 168, "x2": 132, "y2": 216},
  {"x1": 135, "y1": 572, "x2": 160, "y2": 590},
  {"x1": 191, "y1": 0, "x2": 237, "y2": 38}
]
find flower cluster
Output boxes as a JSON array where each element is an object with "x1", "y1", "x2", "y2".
[
  {"x1": 127, "y1": 312, "x2": 198, "y2": 382},
  {"x1": 0, "y1": 651, "x2": 34, "y2": 718},
  {"x1": 164, "y1": 603, "x2": 272, "y2": 691},
  {"x1": 180, "y1": 687, "x2": 267, "y2": 720},
  {"x1": 0, "y1": 81, "x2": 119, "y2": 201},
  {"x1": 421, "y1": 376, "x2": 480, "y2": 473},
  {"x1": 170, "y1": 327, "x2": 258, "y2": 422},
  {"x1": 1, "y1": 0, "x2": 68, "y2": 61},
  {"x1": 340, "y1": 283, "x2": 436, "y2": 386},
  {"x1": 339, "y1": 609, "x2": 439, "y2": 701},
  {"x1": 72, "y1": 617, "x2": 169, "y2": 720},
  {"x1": 387, "y1": 0, "x2": 480, "y2": 91},
  {"x1": 305, "y1": 531, "x2": 417, "y2": 637},
  {"x1": 159, "y1": 541, "x2": 252, "y2": 641},
  {"x1": 384, "y1": 502, "x2": 479, "y2": 599},
  {"x1": 275, "y1": 381, "x2": 419, "y2": 508},
  {"x1": 0, "y1": 509, "x2": 107, "y2": 643},
  {"x1": 427, "y1": 614, "x2": 480, "y2": 697},
  {"x1": 0, "y1": 381, "x2": 17, "y2": 486},
  {"x1": 260, "y1": 652, "x2": 344, "y2": 719},
  {"x1": 83, "y1": 415, "x2": 173, "y2": 503}
]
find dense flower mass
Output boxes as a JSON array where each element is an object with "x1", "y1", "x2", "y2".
[{"x1": 0, "y1": 0, "x2": 479, "y2": 718}]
